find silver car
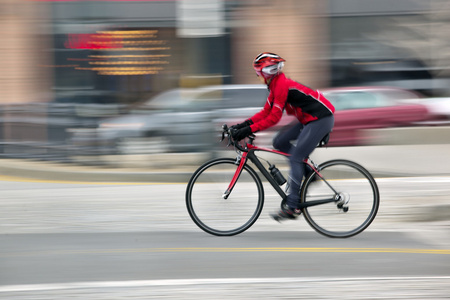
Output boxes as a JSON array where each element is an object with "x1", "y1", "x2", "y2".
[{"x1": 96, "y1": 85, "x2": 269, "y2": 154}]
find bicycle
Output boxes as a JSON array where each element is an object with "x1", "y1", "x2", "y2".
[{"x1": 185, "y1": 124, "x2": 380, "y2": 238}]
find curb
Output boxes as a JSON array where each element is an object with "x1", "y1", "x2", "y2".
[{"x1": 0, "y1": 159, "x2": 195, "y2": 183}]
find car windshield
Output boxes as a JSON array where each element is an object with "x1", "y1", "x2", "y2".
[
  {"x1": 218, "y1": 88, "x2": 268, "y2": 108},
  {"x1": 137, "y1": 86, "x2": 268, "y2": 113},
  {"x1": 140, "y1": 89, "x2": 201, "y2": 111},
  {"x1": 323, "y1": 89, "x2": 418, "y2": 111}
]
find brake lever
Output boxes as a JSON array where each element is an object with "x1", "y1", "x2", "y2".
[{"x1": 221, "y1": 124, "x2": 228, "y2": 142}]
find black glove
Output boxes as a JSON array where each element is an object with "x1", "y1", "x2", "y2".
[
  {"x1": 230, "y1": 120, "x2": 253, "y2": 130},
  {"x1": 231, "y1": 126, "x2": 252, "y2": 141}
]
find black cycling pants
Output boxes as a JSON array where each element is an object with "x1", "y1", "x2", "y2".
[{"x1": 273, "y1": 115, "x2": 334, "y2": 209}]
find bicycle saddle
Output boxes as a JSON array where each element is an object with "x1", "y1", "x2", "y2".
[{"x1": 318, "y1": 132, "x2": 330, "y2": 147}]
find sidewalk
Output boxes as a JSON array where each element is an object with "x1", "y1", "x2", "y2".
[{"x1": 0, "y1": 144, "x2": 449, "y2": 182}]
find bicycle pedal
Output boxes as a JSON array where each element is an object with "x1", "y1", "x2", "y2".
[{"x1": 270, "y1": 214, "x2": 283, "y2": 223}]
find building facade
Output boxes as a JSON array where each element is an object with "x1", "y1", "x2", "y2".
[{"x1": 1, "y1": 0, "x2": 443, "y2": 106}]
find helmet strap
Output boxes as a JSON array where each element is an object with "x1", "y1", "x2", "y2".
[{"x1": 264, "y1": 72, "x2": 281, "y2": 85}]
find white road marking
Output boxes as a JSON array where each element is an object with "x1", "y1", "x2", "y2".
[{"x1": 1, "y1": 276, "x2": 450, "y2": 292}]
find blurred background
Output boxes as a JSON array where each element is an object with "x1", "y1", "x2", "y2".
[
  {"x1": 1, "y1": 0, "x2": 449, "y2": 167},
  {"x1": 1, "y1": 2, "x2": 449, "y2": 297}
]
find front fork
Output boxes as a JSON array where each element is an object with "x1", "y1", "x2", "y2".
[{"x1": 222, "y1": 152, "x2": 248, "y2": 199}]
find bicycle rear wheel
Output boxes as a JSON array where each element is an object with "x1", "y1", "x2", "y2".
[
  {"x1": 186, "y1": 158, "x2": 264, "y2": 236},
  {"x1": 300, "y1": 159, "x2": 379, "y2": 238}
]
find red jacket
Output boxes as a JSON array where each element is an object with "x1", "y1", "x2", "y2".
[{"x1": 249, "y1": 73, "x2": 335, "y2": 132}]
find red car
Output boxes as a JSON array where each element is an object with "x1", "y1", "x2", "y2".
[
  {"x1": 217, "y1": 86, "x2": 431, "y2": 148},
  {"x1": 322, "y1": 87, "x2": 429, "y2": 146}
]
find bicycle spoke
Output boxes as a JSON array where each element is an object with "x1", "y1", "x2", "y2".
[
  {"x1": 301, "y1": 160, "x2": 379, "y2": 238},
  {"x1": 186, "y1": 158, "x2": 264, "y2": 236}
]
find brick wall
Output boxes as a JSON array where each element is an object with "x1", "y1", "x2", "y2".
[{"x1": 0, "y1": 0, "x2": 52, "y2": 104}]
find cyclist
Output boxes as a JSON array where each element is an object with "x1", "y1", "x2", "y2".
[{"x1": 231, "y1": 52, "x2": 335, "y2": 222}]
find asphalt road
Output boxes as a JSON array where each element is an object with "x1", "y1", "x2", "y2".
[
  {"x1": 0, "y1": 177, "x2": 449, "y2": 299},
  {"x1": 2, "y1": 231, "x2": 450, "y2": 283}
]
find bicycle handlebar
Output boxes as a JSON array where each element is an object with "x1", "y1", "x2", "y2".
[{"x1": 221, "y1": 124, "x2": 254, "y2": 152}]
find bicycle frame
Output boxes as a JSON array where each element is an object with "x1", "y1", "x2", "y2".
[{"x1": 223, "y1": 141, "x2": 338, "y2": 209}]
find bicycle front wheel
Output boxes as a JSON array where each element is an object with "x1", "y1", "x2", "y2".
[
  {"x1": 186, "y1": 158, "x2": 264, "y2": 236},
  {"x1": 300, "y1": 159, "x2": 379, "y2": 238}
]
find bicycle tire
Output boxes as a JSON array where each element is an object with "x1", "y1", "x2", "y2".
[
  {"x1": 300, "y1": 159, "x2": 379, "y2": 238},
  {"x1": 186, "y1": 158, "x2": 264, "y2": 236}
]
